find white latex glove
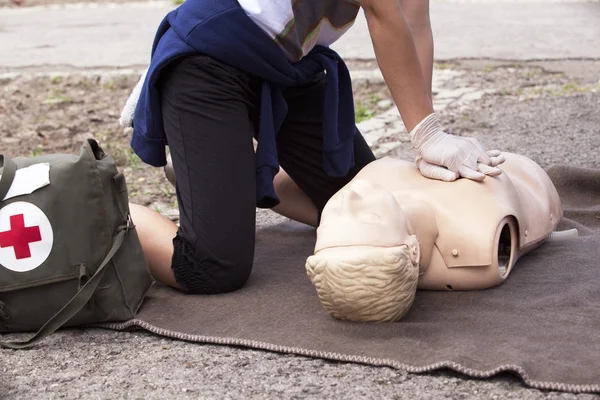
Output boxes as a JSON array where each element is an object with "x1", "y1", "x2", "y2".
[
  {"x1": 415, "y1": 155, "x2": 504, "y2": 182},
  {"x1": 409, "y1": 113, "x2": 505, "y2": 182}
]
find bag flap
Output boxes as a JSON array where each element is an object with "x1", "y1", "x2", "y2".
[{"x1": 0, "y1": 141, "x2": 112, "y2": 292}]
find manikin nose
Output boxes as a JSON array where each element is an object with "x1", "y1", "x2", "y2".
[
  {"x1": 348, "y1": 178, "x2": 379, "y2": 195},
  {"x1": 340, "y1": 187, "x2": 363, "y2": 215},
  {"x1": 340, "y1": 179, "x2": 382, "y2": 214}
]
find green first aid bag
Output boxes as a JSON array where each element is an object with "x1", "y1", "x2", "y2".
[{"x1": 0, "y1": 139, "x2": 154, "y2": 349}]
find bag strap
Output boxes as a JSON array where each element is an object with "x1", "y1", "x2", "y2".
[
  {"x1": 0, "y1": 227, "x2": 127, "y2": 349},
  {"x1": 0, "y1": 155, "x2": 18, "y2": 204}
]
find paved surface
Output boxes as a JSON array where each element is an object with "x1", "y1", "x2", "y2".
[
  {"x1": 1, "y1": 0, "x2": 599, "y2": 71},
  {"x1": 335, "y1": 1, "x2": 600, "y2": 60},
  {"x1": 1, "y1": 1, "x2": 600, "y2": 399}
]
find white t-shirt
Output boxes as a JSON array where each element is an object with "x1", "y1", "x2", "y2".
[{"x1": 237, "y1": 0, "x2": 360, "y2": 62}]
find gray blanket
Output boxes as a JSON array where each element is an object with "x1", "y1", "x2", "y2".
[{"x1": 103, "y1": 165, "x2": 600, "y2": 394}]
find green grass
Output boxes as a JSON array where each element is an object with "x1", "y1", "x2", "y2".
[
  {"x1": 355, "y1": 101, "x2": 376, "y2": 123},
  {"x1": 354, "y1": 93, "x2": 388, "y2": 123},
  {"x1": 30, "y1": 144, "x2": 44, "y2": 157},
  {"x1": 102, "y1": 79, "x2": 116, "y2": 90},
  {"x1": 551, "y1": 82, "x2": 600, "y2": 96},
  {"x1": 435, "y1": 62, "x2": 456, "y2": 70},
  {"x1": 42, "y1": 88, "x2": 72, "y2": 105}
]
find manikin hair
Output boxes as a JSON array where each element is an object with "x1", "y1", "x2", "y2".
[{"x1": 305, "y1": 236, "x2": 420, "y2": 323}]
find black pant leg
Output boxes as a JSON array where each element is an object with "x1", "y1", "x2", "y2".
[
  {"x1": 276, "y1": 73, "x2": 376, "y2": 214},
  {"x1": 159, "y1": 54, "x2": 261, "y2": 294}
]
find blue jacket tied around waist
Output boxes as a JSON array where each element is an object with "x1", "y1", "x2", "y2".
[{"x1": 131, "y1": 0, "x2": 357, "y2": 208}]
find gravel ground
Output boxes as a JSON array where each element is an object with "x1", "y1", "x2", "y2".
[
  {"x1": 444, "y1": 92, "x2": 600, "y2": 169},
  {"x1": 5, "y1": 330, "x2": 599, "y2": 400},
  {"x1": 390, "y1": 62, "x2": 600, "y2": 170},
  {"x1": 1, "y1": 61, "x2": 600, "y2": 399},
  {"x1": 0, "y1": 71, "x2": 391, "y2": 219}
]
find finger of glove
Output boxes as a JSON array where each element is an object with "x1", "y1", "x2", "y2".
[
  {"x1": 463, "y1": 137, "x2": 494, "y2": 166},
  {"x1": 478, "y1": 163, "x2": 503, "y2": 176},
  {"x1": 487, "y1": 152, "x2": 506, "y2": 167},
  {"x1": 458, "y1": 165, "x2": 486, "y2": 181},
  {"x1": 462, "y1": 138, "x2": 492, "y2": 165},
  {"x1": 476, "y1": 151, "x2": 493, "y2": 166},
  {"x1": 418, "y1": 159, "x2": 458, "y2": 182},
  {"x1": 465, "y1": 136, "x2": 488, "y2": 153},
  {"x1": 463, "y1": 136, "x2": 489, "y2": 155}
]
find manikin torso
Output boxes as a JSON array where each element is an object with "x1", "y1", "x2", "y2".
[{"x1": 310, "y1": 152, "x2": 563, "y2": 292}]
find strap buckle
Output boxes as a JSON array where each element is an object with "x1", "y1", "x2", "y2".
[{"x1": 125, "y1": 213, "x2": 134, "y2": 231}]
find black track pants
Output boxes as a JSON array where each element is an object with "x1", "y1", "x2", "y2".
[{"x1": 159, "y1": 54, "x2": 376, "y2": 294}]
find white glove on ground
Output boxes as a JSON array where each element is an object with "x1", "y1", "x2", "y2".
[{"x1": 409, "y1": 113, "x2": 505, "y2": 182}]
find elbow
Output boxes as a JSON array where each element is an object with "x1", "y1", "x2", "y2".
[
  {"x1": 359, "y1": 0, "x2": 395, "y2": 20},
  {"x1": 359, "y1": 0, "x2": 424, "y2": 42},
  {"x1": 358, "y1": 0, "x2": 376, "y2": 13},
  {"x1": 359, "y1": 0, "x2": 405, "y2": 34}
]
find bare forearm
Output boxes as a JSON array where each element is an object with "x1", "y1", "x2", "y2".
[
  {"x1": 412, "y1": 23, "x2": 433, "y2": 98},
  {"x1": 400, "y1": 0, "x2": 434, "y2": 98},
  {"x1": 360, "y1": 0, "x2": 433, "y2": 132}
]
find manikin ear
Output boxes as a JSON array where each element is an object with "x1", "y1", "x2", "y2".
[
  {"x1": 403, "y1": 235, "x2": 420, "y2": 266},
  {"x1": 305, "y1": 240, "x2": 420, "y2": 323}
]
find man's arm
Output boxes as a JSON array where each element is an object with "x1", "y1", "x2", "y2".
[
  {"x1": 399, "y1": 0, "x2": 434, "y2": 99},
  {"x1": 358, "y1": 0, "x2": 433, "y2": 132},
  {"x1": 358, "y1": 0, "x2": 505, "y2": 181}
]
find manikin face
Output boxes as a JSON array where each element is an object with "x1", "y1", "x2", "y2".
[
  {"x1": 315, "y1": 178, "x2": 413, "y2": 253},
  {"x1": 307, "y1": 178, "x2": 421, "y2": 323}
]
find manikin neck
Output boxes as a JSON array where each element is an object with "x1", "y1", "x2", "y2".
[{"x1": 401, "y1": 201, "x2": 438, "y2": 270}]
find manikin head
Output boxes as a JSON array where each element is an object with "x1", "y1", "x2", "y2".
[{"x1": 305, "y1": 179, "x2": 421, "y2": 322}]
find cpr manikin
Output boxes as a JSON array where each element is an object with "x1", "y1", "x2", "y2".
[{"x1": 305, "y1": 152, "x2": 571, "y2": 323}]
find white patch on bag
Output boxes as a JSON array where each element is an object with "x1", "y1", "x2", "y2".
[
  {"x1": 0, "y1": 201, "x2": 54, "y2": 272},
  {"x1": 1, "y1": 163, "x2": 50, "y2": 202}
]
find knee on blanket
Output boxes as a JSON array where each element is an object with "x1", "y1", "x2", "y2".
[{"x1": 171, "y1": 234, "x2": 253, "y2": 294}]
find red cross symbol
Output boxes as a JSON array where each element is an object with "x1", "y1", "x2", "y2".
[{"x1": 0, "y1": 214, "x2": 42, "y2": 260}]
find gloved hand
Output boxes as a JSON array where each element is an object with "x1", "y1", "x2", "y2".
[{"x1": 409, "y1": 113, "x2": 505, "y2": 182}]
